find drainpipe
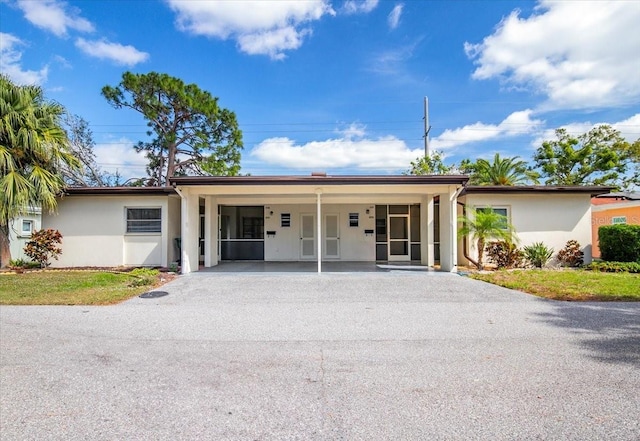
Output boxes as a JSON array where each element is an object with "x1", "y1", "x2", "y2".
[{"x1": 457, "y1": 201, "x2": 479, "y2": 269}]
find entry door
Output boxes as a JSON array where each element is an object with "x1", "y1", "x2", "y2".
[
  {"x1": 300, "y1": 214, "x2": 316, "y2": 259},
  {"x1": 324, "y1": 214, "x2": 340, "y2": 258},
  {"x1": 388, "y1": 215, "x2": 410, "y2": 261}
]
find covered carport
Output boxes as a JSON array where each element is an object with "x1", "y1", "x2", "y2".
[{"x1": 169, "y1": 174, "x2": 468, "y2": 274}]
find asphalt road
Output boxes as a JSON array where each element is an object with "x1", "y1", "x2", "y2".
[{"x1": 1, "y1": 271, "x2": 639, "y2": 440}]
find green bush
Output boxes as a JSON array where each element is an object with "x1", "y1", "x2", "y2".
[
  {"x1": 523, "y1": 242, "x2": 554, "y2": 268},
  {"x1": 585, "y1": 261, "x2": 640, "y2": 273},
  {"x1": 598, "y1": 224, "x2": 640, "y2": 263},
  {"x1": 8, "y1": 258, "x2": 40, "y2": 269},
  {"x1": 128, "y1": 268, "x2": 159, "y2": 287}
]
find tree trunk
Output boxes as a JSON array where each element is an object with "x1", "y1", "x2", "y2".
[
  {"x1": 477, "y1": 238, "x2": 485, "y2": 270},
  {"x1": 0, "y1": 225, "x2": 12, "y2": 269}
]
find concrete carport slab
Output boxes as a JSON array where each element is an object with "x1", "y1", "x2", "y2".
[{"x1": 1, "y1": 272, "x2": 638, "y2": 440}]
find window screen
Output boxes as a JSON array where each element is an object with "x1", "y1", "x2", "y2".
[{"x1": 126, "y1": 208, "x2": 161, "y2": 233}]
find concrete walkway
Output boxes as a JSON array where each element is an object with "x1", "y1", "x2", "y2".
[{"x1": 1, "y1": 272, "x2": 639, "y2": 440}]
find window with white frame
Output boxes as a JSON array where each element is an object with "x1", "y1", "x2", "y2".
[
  {"x1": 126, "y1": 208, "x2": 161, "y2": 233},
  {"x1": 476, "y1": 206, "x2": 509, "y2": 229},
  {"x1": 21, "y1": 220, "x2": 34, "y2": 236}
]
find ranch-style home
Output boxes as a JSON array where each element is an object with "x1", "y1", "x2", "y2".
[{"x1": 41, "y1": 174, "x2": 612, "y2": 273}]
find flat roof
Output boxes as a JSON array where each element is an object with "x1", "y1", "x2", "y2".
[
  {"x1": 462, "y1": 185, "x2": 614, "y2": 197},
  {"x1": 169, "y1": 175, "x2": 470, "y2": 186}
]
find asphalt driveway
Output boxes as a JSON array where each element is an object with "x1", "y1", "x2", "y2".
[{"x1": 1, "y1": 271, "x2": 639, "y2": 440}]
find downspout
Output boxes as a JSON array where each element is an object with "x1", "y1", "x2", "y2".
[{"x1": 457, "y1": 200, "x2": 479, "y2": 269}]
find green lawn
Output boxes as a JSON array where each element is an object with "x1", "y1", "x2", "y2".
[
  {"x1": 470, "y1": 269, "x2": 640, "y2": 301},
  {"x1": 0, "y1": 270, "x2": 172, "y2": 305}
]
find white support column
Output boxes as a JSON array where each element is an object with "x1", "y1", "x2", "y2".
[
  {"x1": 180, "y1": 188, "x2": 200, "y2": 274},
  {"x1": 316, "y1": 190, "x2": 322, "y2": 273},
  {"x1": 421, "y1": 194, "x2": 434, "y2": 266},
  {"x1": 204, "y1": 196, "x2": 218, "y2": 268},
  {"x1": 438, "y1": 186, "x2": 458, "y2": 272}
]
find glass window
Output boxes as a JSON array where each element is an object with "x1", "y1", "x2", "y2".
[
  {"x1": 21, "y1": 220, "x2": 33, "y2": 235},
  {"x1": 389, "y1": 205, "x2": 409, "y2": 215},
  {"x1": 375, "y1": 205, "x2": 387, "y2": 242},
  {"x1": 126, "y1": 208, "x2": 161, "y2": 233},
  {"x1": 476, "y1": 207, "x2": 509, "y2": 229}
]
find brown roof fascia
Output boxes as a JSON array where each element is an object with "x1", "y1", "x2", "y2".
[
  {"x1": 62, "y1": 186, "x2": 177, "y2": 196},
  {"x1": 462, "y1": 185, "x2": 615, "y2": 197},
  {"x1": 169, "y1": 175, "x2": 470, "y2": 186}
]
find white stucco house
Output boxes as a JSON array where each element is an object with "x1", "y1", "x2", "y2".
[{"x1": 41, "y1": 174, "x2": 611, "y2": 273}]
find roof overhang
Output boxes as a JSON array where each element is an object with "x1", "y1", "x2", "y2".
[
  {"x1": 169, "y1": 175, "x2": 469, "y2": 186},
  {"x1": 62, "y1": 186, "x2": 177, "y2": 196},
  {"x1": 461, "y1": 185, "x2": 615, "y2": 197}
]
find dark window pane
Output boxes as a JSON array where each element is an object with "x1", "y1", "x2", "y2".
[{"x1": 389, "y1": 205, "x2": 409, "y2": 214}]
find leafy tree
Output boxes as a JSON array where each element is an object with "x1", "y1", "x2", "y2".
[
  {"x1": 61, "y1": 113, "x2": 111, "y2": 187},
  {"x1": 458, "y1": 208, "x2": 516, "y2": 270},
  {"x1": 102, "y1": 72, "x2": 243, "y2": 186},
  {"x1": 533, "y1": 125, "x2": 639, "y2": 189},
  {"x1": 466, "y1": 153, "x2": 539, "y2": 186},
  {"x1": 0, "y1": 75, "x2": 79, "y2": 268},
  {"x1": 405, "y1": 151, "x2": 455, "y2": 175}
]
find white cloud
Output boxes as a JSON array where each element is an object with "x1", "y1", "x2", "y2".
[
  {"x1": 342, "y1": 0, "x2": 379, "y2": 15},
  {"x1": 75, "y1": 38, "x2": 149, "y2": 66},
  {"x1": 531, "y1": 113, "x2": 640, "y2": 148},
  {"x1": 388, "y1": 4, "x2": 403, "y2": 30},
  {"x1": 465, "y1": 0, "x2": 640, "y2": 110},
  {"x1": 251, "y1": 124, "x2": 422, "y2": 170},
  {"x1": 0, "y1": 32, "x2": 48, "y2": 85},
  {"x1": 166, "y1": 0, "x2": 334, "y2": 59},
  {"x1": 94, "y1": 138, "x2": 148, "y2": 180},
  {"x1": 16, "y1": 0, "x2": 94, "y2": 37},
  {"x1": 431, "y1": 109, "x2": 543, "y2": 150}
]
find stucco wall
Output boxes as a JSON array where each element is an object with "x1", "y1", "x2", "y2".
[
  {"x1": 458, "y1": 193, "x2": 594, "y2": 266},
  {"x1": 263, "y1": 204, "x2": 376, "y2": 261},
  {"x1": 8, "y1": 209, "x2": 42, "y2": 263},
  {"x1": 43, "y1": 195, "x2": 175, "y2": 268}
]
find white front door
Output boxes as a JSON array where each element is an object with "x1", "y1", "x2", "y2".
[
  {"x1": 300, "y1": 214, "x2": 316, "y2": 259},
  {"x1": 324, "y1": 214, "x2": 340, "y2": 259},
  {"x1": 388, "y1": 215, "x2": 410, "y2": 261}
]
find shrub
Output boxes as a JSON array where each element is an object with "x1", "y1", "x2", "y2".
[
  {"x1": 485, "y1": 241, "x2": 524, "y2": 269},
  {"x1": 598, "y1": 225, "x2": 640, "y2": 263},
  {"x1": 128, "y1": 268, "x2": 159, "y2": 287},
  {"x1": 557, "y1": 240, "x2": 584, "y2": 267},
  {"x1": 23, "y1": 229, "x2": 63, "y2": 268},
  {"x1": 523, "y1": 242, "x2": 554, "y2": 268},
  {"x1": 585, "y1": 261, "x2": 640, "y2": 273},
  {"x1": 8, "y1": 258, "x2": 40, "y2": 269}
]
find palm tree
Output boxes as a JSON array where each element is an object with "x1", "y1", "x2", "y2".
[
  {"x1": 458, "y1": 208, "x2": 516, "y2": 270},
  {"x1": 0, "y1": 75, "x2": 80, "y2": 267},
  {"x1": 470, "y1": 153, "x2": 539, "y2": 186}
]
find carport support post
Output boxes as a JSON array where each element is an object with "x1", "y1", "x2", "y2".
[
  {"x1": 438, "y1": 186, "x2": 458, "y2": 272},
  {"x1": 421, "y1": 195, "x2": 434, "y2": 267},
  {"x1": 316, "y1": 189, "x2": 322, "y2": 273},
  {"x1": 204, "y1": 196, "x2": 218, "y2": 268},
  {"x1": 179, "y1": 188, "x2": 200, "y2": 274}
]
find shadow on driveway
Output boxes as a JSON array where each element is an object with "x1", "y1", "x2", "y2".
[{"x1": 534, "y1": 303, "x2": 640, "y2": 367}]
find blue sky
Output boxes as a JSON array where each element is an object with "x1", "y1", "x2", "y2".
[{"x1": 1, "y1": 0, "x2": 639, "y2": 180}]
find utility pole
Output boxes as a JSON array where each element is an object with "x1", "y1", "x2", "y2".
[{"x1": 423, "y1": 96, "x2": 431, "y2": 158}]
